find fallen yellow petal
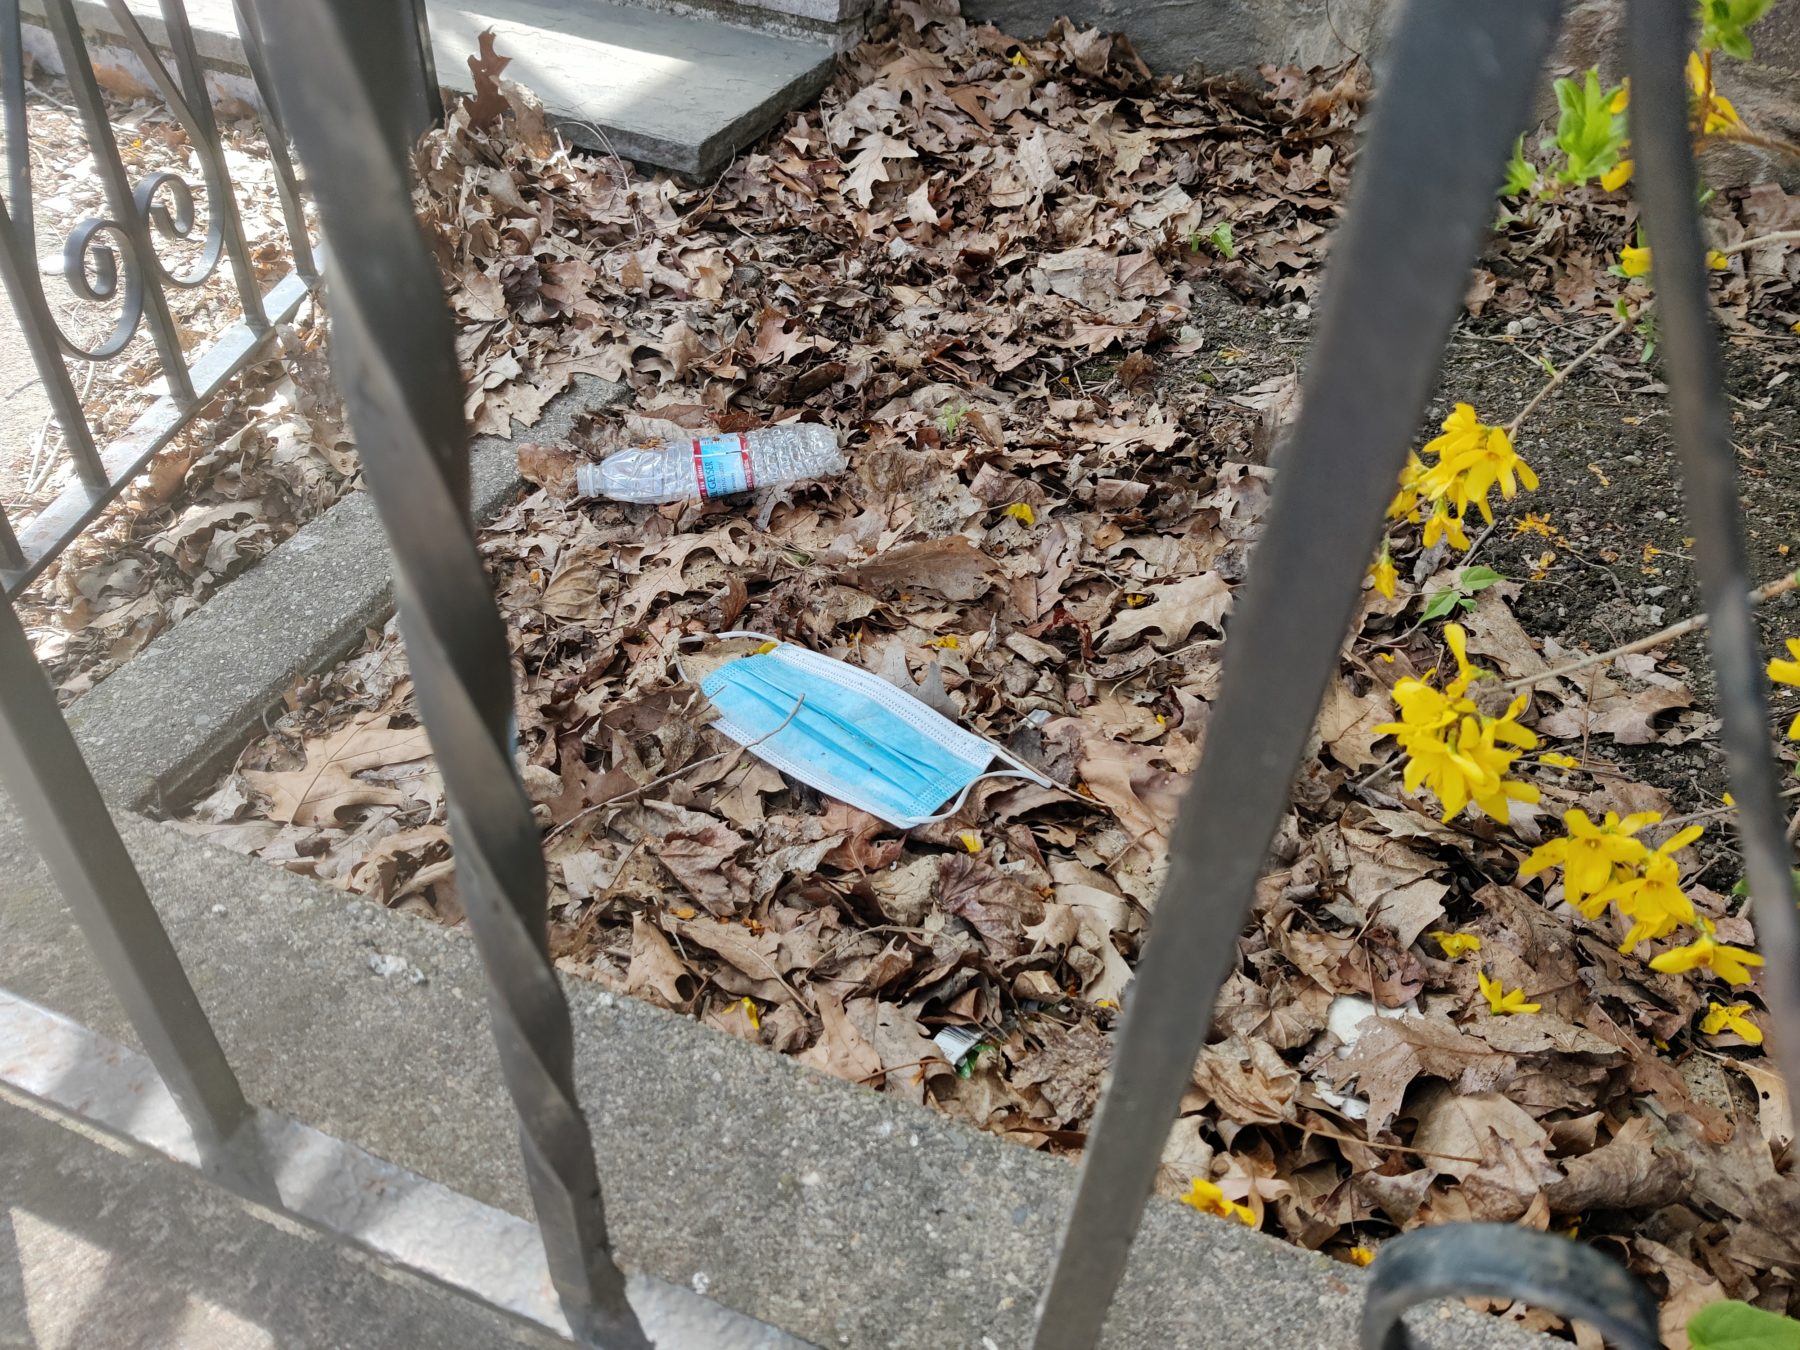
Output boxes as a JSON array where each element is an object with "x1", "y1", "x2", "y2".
[
  {"x1": 1004, "y1": 502, "x2": 1037, "y2": 527},
  {"x1": 1429, "y1": 930, "x2": 1482, "y2": 960}
]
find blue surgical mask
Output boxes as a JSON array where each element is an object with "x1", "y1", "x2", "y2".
[{"x1": 696, "y1": 635, "x2": 1051, "y2": 828}]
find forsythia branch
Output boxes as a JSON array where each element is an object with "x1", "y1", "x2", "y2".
[{"x1": 1498, "y1": 571, "x2": 1800, "y2": 694}]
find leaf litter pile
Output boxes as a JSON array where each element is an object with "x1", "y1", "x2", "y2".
[{"x1": 177, "y1": 2, "x2": 1800, "y2": 1335}]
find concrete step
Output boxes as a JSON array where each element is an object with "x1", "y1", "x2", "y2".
[
  {"x1": 22, "y1": 0, "x2": 840, "y2": 179},
  {"x1": 427, "y1": 0, "x2": 837, "y2": 176}
]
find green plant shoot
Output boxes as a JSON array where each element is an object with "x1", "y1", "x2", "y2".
[
  {"x1": 1547, "y1": 70, "x2": 1629, "y2": 187},
  {"x1": 1698, "y1": 0, "x2": 1774, "y2": 58},
  {"x1": 1423, "y1": 566, "x2": 1504, "y2": 621}
]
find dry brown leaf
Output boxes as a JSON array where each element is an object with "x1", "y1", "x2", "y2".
[
  {"x1": 1410, "y1": 1084, "x2": 1547, "y2": 1181},
  {"x1": 465, "y1": 29, "x2": 511, "y2": 127},
  {"x1": 798, "y1": 992, "x2": 882, "y2": 1085},
  {"x1": 242, "y1": 716, "x2": 431, "y2": 827},
  {"x1": 937, "y1": 854, "x2": 1045, "y2": 960},
  {"x1": 845, "y1": 536, "x2": 1001, "y2": 603},
  {"x1": 626, "y1": 915, "x2": 693, "y2": 1008},
  {"x1": 1545, "y1": 1117, "x2": 1689, "y2": 1213},
  {"x1": 1099, "y1": 573, "x2": 1231, "y2": 652},
  {"x1": 1189, "y1": 1034, "x2": 1300, "y2": 1126},
  {"x1": 1316, "y1": 680, "x2": 1391, "y2": 771},
  {"x1": 653, "y1": 821, "x2": 756, "y2": 915}
]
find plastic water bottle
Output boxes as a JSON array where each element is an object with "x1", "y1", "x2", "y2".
[{"x1": 574, "y1": 425, "x2": 845, "y2": 504}]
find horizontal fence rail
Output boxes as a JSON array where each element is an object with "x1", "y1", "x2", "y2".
[{"x1": 0, "y1": 0, "x2": 319, "y2": 594}]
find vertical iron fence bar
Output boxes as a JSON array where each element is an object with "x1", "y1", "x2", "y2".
[
  {"x1": 229, "y1": 0, "x2": 314, "y2": 281},
  {"x1": 245, "y1": 2, "x2": 648, "y2": 1345},
  {"x1": 0, "y1": 593, "x2": 266, "y2": 1196},
  {"x1": 0, "y1": 501, "x2": 20, "y2": 570},
  {"x1": 1028, "y1": 2, "x2": 1566, "y2": 1345},
  {"x1": 407, "y1": 0, "x2": 443, "y2": 125},
  {"x1": 1, "y1": 0, "x2": 31, "y2": 255},
  {"x1": 0, "y1": 189, "x2": 104, "y2": 489},
  {"x1": 1626, "y1": 0, "x2": 1800, "y2": 1095},
  {"x1": 98, "y1": 0, "x2": 266, "y2": 328},
  {"x1": 42, "y1": 0, "x2": 195, "y2": 404}
]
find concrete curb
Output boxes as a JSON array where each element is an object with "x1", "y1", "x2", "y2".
[
  {"x1": 0, "y1": 806, "x2": 1548, "y2": 1349},
  {"x1": 61, "y1": 375, "x2": 626, "y2": 813}
]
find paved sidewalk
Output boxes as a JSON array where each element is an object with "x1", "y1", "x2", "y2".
[
  {"x1": 0, "y1": 1098, "x2": 566, "y2": 1350},
  {"x1": 0, "y1": 800, "x2": 1553, "y2": 1350}
]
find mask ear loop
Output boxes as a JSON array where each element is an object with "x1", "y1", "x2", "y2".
[{"x1": 910, "y1": 767, "x2": 1047, "y2": 824}]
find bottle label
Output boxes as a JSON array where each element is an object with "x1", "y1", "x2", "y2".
[{"x1": 691, "y1": 434, "x2": 754, "y2": 500}]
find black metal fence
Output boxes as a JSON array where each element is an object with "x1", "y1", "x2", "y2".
[
  {"x1": 0, "y1": 0, "x2": 1791, "y2": 1346},
  {"x1": 0, "y1": 0, "x2": 319, "y2": 594}
]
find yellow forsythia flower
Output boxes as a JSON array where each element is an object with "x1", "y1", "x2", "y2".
[
  {"x1": 1594, "y1": 826, "x2": 1703, "y2": 953},
  {"x1": 958, "y1": 830, "x2": 983, "y2": 853},
  {"x1": 1478, "y1": 970, "x2": 1540, "y2": 1015},
  {"x1": 737, "y1": 997, "x2": 761, "y2": 1030},
  {"x1": 1369, "y1": 547, "x2": 1398, "y2": 600},
  {"x1": 1373, "y1": 624, "x2": 1540, "y2": 823},
  {"x1": 1181, "y1": 1178, "x2": 1255, "y2": 1225},
  {"x1": 1706, "y1": 249, "x2": 1731, "y2": 271},
  {"x1": 1004, "y1": 502, "x2": 1037, "y2": 527},
  {"x1": 1421, "y1": 500, "x2": 1472, "y2": 551},
  {"x1": 1347, "y1": 1246, "x2": 1376, "y2": 1267},
  {"x1": 1429, "y1": 930, "x2": 1482, "y2": 960},
  {"x1": 1387, "y1": 453, "x2": 1426, "y2": 522},
  {"x1": 1415, "y1": 404, "x2": 1540, "y2": 528},
  {"x1": 926, "y1": 634, "x2": 961, "y2": 649},
  {"x1": 1538, "y1": 752, "x2": 1580, "y2": 768},
  {"x1": 1600, "y1": 159, "x2": 1634, "y2": 191},
  {"x1": 1649, "y1": 916, "x2": 1764, "y2": 986},
  {"x1": 1620, "y1": 246, "x2": 1653, "y2": 278},
  {"x1": 1767, "y1": 638, "x2": 1800, "y2": 738},
  {"x1": 1687, "y1": 51, "x2": 1741, "y2": 133},
  {"x1": 1519, "y1": 809, "x2": 1659, "y2": 912},
  {"x1": 1700, "y1": 1000, "x2": 1763, "y2": 1044}
]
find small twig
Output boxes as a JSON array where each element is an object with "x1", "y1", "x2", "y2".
[
  {"x1": 1707, "y1": 127, "x2": 1800, "y2": 164},
  {"x1": 1351, "y1": 751, "x2": 1400, "y2": 791},
  {"x1": 856, "y1": 1055, "x2": 948, "y2": 1086},
  {"x1": 1718, "y1": 228, "x2": 1800, "y2": 257},
  {"x1": 1658, "y1": 787, "x2": 1800, "y2": 832},
  {"x1": 1456, "y1": 518, "x2": 1503, "y2": 571},
  {"x1": 1497, "y1": 571, "x2": 1800, "y2": 694},
  {"x1": 545, "y1": 694, "x2": 805, "y2": 841},
  {"x1": 1504, "y1": 317, "x2": 1628, "y2": 440},
  {"x1": 1297, "y1": 1121, "x2": 1482, "y2": 1167}
]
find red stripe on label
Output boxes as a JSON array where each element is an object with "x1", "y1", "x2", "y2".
[
  {"x1": 691, "y1": 437, "x2": 708, "y2": 500},
  {"x1": 739, "y1": 432, "x2": 754, "y2": 491}
]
